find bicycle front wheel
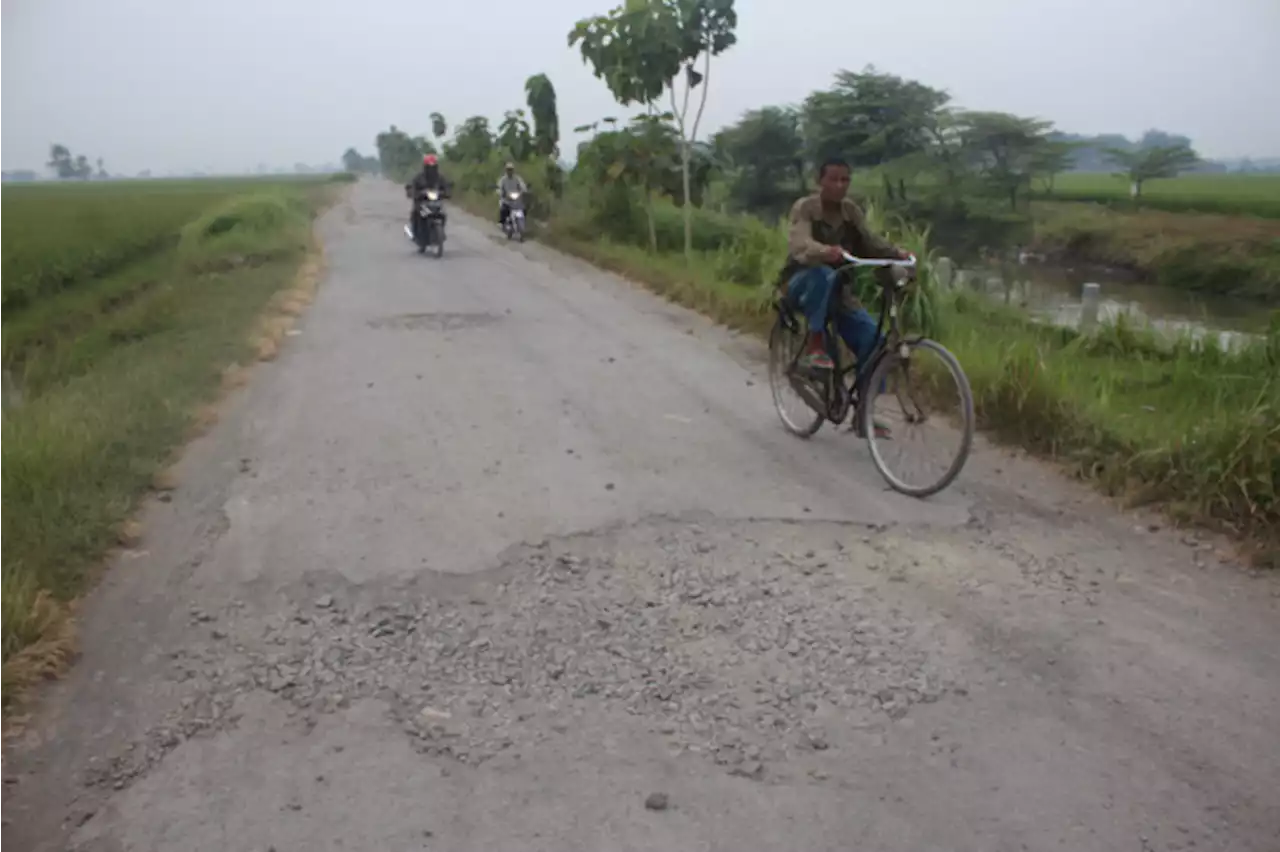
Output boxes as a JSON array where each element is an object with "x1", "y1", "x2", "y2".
[{"x1": 861, "y1": 338, "x2": 974, "y2": 497}]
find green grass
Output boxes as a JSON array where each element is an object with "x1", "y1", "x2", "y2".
[
  {"x1": 1, "y1": 177, "x2": 338, "y2": 698},
  {"x1": 940, "y1": 297, "x2": 1279, "y2": 546},
  {"x1": 1041, "y1": 172, "x2": 1280, "y2": 219},
  {"x1": 486, "y1": 184, "x2": 1278, "y2": 563}
]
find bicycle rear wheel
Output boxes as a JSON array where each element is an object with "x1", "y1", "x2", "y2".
[
  {"x1": 861, "y1": 338, "x2": 973, "y2": 497},
  {"x1": 768, "y1": 317, "x2": 824, "y2": 438}
]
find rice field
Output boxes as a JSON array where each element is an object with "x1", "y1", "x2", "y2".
[
  {"x1": 1041, "y1": 172, "x2": 1280, "y2": 218},
  {"x1": 2, "y1": 176, "x2": 339, "y2": 700}
]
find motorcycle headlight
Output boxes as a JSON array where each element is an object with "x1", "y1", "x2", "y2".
[
  {"x1": 426, "y1": 191, "x2": 439, "y2": 201},
  {"x1": 508, "y1": 192, "x2": 519, "y2": 200}
]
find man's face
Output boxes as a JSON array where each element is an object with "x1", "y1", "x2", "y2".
[
  {"x1": 505, "y1": 168, "x2": 514, "y2": 177},
  {"x1": 818, "y1": 165, "x2": 850, "y2": 203}
]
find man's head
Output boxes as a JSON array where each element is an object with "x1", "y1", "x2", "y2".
[
  {"x1": 423, "y1": 154, "x2": 438, "y2": 171},
  {"x1": 817, "y1": 157, "x2": 851, "y2": 204},
  {"x1": 504, "y1": 162, "x2": 515, "y2": 176}
]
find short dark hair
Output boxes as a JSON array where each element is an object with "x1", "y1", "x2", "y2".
[{"x1": 817, "y1": 157, "x2": 850, "y2": 179}]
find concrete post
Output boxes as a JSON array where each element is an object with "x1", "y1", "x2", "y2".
[
  {"x1": 1080, "y1": 282, "x2": 1101, "y2": 332},
  {"x1": 934, "y1": 257, "x2": 955, "y2": 290}
]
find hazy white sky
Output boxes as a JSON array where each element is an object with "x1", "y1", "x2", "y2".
[{"x1": 4, "y1": 0, "x2": 1278, "y2": 175}]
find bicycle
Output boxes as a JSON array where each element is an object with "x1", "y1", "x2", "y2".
[{"x1": 768, "y1": 252, "x2": 975, "y2": 497}]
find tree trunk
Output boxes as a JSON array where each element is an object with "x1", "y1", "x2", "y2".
[
  {"x1": 645, "y1": 188, "x2": 658, "y2": 254},
  {"x1": 680, "y1": 138, "x2": 693, "y2": 263}
]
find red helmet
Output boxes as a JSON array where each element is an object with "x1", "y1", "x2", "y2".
[{"x1": 423, "y1": 154, "x2": 438, "y2": 166}]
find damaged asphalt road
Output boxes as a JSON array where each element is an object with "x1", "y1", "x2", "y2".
[{"x1": 4, "y1": 180, "x2": 1278, "y2": 852}]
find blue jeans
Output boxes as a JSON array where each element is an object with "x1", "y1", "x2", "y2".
[{"x1": 787, "y1": 266, "x2": 881, "y2": 382}]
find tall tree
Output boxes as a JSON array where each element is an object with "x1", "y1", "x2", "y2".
[
  {"x1": 1105, "y1": 143, "x2": 1199, "y2": 199},
  {"x1": 569, "y1": 0, "x2": 738, "y2": 262},
  {"x1": 497, "y1": 110, "x2": 534, "y2": 161},
  {"x1": 954, "y1": 111, "x2": 1055, "y2": 210},
  {"x1": 801, "y1": 67, "x2": 950, "y2": 171},
  {"x1": 411, "y1": 135, "x2": 437, "y2": 157},
  {"x1": 1029, "y1": 139, "x2": 1076, "y2": 194},
  {"x1": 47, "y1": 144, "x2": 75, "y2": 179},
  {"x1": 714, "y1": 105, "x2": 806, "y2": 214},
  {"x1": 524, "y1": 74, "x2": 560, "y2": 158},
  {"x1": 625, "y1": 114, "x2": 680, "y2": 251},
  {"x1": 342, "y1": 147, "x2": 369, "y2": 173},
  {"x1": 375, "y1": 125, "x2": 424, "y2": 179},
  {"x1": 447, "y1": 116, "x2": 495, "y2": 163}
]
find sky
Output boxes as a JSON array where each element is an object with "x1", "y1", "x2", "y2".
[{"x1": 3, "y1": 0, "x2": 1279, "y2": 176}]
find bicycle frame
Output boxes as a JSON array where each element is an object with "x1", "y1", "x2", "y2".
[{"x1": 776, "y1": 252, "x2": 918, "y2": 424}]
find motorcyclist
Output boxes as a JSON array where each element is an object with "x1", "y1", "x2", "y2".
[
  {"x1": 496, "y1": 162, "x2": 528, "y2": 227},
  {"x1": 405, "y1": 154, "x2": 450, "y2": 231}
]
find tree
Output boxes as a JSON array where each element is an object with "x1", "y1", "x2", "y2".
[
  {"x1": 953, "y1": 111, "x2": 1055, "y2": 210},
  {"x1": 497, "y1": 110, "x2": 534, "y2": 161},
  {"x1": 1105, "y1": 143, "x2": 1199, "y2": 199},
  {"x1": 714, "y1": 105, "x2": 806, "y2": 214},
  {"x1": 73, "y1": 155, "x2": 92, "y2": 180},
  {"x1": 623, "y1": 114, "x2": 680, "y2": 250},
  {"x1": 96, "y1": 157, "x2": 108, "y2": 179},
  {"x1": 446, "y1": 116, "x2": 494, "y2": 163},
  {"x1": 47, "y1": 144, "x2": 77, "y2": 179},
  {"x1": 1137, "y1": 129, "x2": 1192, "y2": 152},
  {"x1": 576, "y1": 116, "x2": 678, "y2": 249},
  {"x1": 342, "y1": 147, "x2": 366, "y2": 173},
  {"x1": 801, "y1": 67, "x2": 950, "y2": 172},
  {"x1": 375, "y1": 125, "x2": 424, "y2": 179},
  {"x1": 411, "y1": 135, "x2": 437, "y2": 157},
  {"x1": 569, "y1": 0, "x2": 738, "y2": 263},
  {"x1": 1029, "y1": 139, "x2": 1076, "y2": 194},
  {"x1": 47, "y1": 144, "x2": 71, "y2": 178},
  {"x1": 430, "y1": 112, "x2": 448, "y2": 140},
  {"x1": 525, "y1": 74, "x2": 560, "y2": 158}
]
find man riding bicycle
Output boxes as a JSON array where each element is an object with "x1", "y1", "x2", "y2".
[{"x1": 781, "y1": 157, "x2": 911, "y2": 375}]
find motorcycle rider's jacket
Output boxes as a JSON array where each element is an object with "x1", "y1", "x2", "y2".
[
  {"x1": 498, "y1": 174, "x2": 527, "y2": 197},
  {"x1": 410, "y1": 166, "x2": 450, "y2": 196}
]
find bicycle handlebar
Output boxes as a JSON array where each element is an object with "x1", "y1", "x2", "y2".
[{"x1": 839, "y1": 251, "x2": 917, "y2": 268}]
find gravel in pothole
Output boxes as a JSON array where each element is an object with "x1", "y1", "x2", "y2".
[
  {"x1": 90, "y1": 527, "x2": 962, "y2": 788},
  {"x1": 223, "y1": 529, "x2": 961, "y2": 772}
]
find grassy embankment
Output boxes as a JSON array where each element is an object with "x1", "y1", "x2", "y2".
[
  {"x1": 848, "y1": 171, "x2": 1280, "y2": 302},
  {"x1": 446, "y1": 166, "x2": 1278, "y2": 563},
  {"x1": 1, "y1": 175, "x2": 349, "y2": 701}
]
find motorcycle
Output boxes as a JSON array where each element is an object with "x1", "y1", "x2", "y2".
[
  {"x1": 404, "y1": 188, "x2": 446, "y2": 258},
  {"x1": 502, "y1": 191, "x2": 526, "y2": 243}
]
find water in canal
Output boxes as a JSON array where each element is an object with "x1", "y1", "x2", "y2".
[{"x1": 951, "y1": 260, "x2": 1269, "y2": 350}]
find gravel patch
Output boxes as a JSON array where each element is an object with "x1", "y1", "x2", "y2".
[{"x1": 84, "y1": 521, "x2": 966, "y2": 789}]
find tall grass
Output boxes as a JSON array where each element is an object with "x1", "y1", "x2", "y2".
[{"x1": 1, "y1": 179, "x2": 334, "y2": 699}]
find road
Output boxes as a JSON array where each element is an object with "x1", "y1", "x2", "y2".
[{"x1": 4, "y1": 179, "x2": 1278, "y2": 852}]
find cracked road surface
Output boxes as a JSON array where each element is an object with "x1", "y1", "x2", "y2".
[{"x1": 4, "y1": 180, "x2": 1278, "y2": 852}]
